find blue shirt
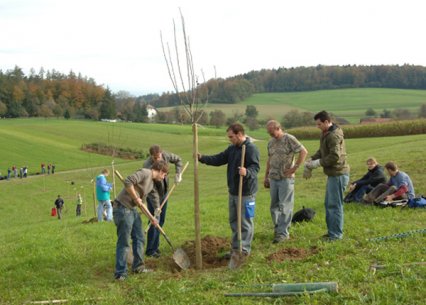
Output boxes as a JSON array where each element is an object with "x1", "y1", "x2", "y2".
[
  {"x1": 389, "y1": 171, "x2": 415, "y2": 199},
  {"x1": 96, "y1": 174, "x2": 112, "y2": 201}
]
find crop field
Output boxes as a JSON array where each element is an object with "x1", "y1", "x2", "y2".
[
  {"x1": 161, "y1": 88, "x2": 426, "y2": 124},
  {"x1": 0, "y1": 119, "x2": 425, "y2": 304}
]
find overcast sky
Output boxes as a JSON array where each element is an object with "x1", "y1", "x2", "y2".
[{"x1": 1, "y1": 0, "x2": 425, "y2": 95}]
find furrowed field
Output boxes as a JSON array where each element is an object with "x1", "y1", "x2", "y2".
[{"x1": 0, "y1": 119, "x2": 425, "y2": 305}]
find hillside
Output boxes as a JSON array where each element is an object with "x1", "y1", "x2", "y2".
[
  {"x1": 0, "y1": 119, "x2": 425, "y2": 304},
  {"x1": 159, "y1": 88, "x2": 426, "y2": 124}
]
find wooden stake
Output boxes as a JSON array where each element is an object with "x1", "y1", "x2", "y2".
[
  {"x1": 193, "y1": 123, "x2": 202, "y2": 269},
  {"x1": 237, "y1": 144, "x2": 246, "y2": 254}
]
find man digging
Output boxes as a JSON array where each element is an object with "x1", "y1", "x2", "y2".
[
  {"x1": 198, "y1": 123, "x2": 260, "y2": 268},
  {"x1": 112, "y1": 160, "x2": 168, "y2": 281}
]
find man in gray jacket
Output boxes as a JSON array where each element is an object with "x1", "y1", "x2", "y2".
[
  {"x1": 305, "y1": 111, "x2": 350, "y2": 241},
  {"x1": 143, "y1": 145, "x2": 183, "y2": 258},
  {"x1": 112, "y1": 160, "x2": 168, "y2": 281},
  {"x1": 198, "y1": 123, "x2": 260, "y2": 256}
]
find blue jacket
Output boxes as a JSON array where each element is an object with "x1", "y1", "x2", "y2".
[
  {"x1": 96, "y1": 174, "x2": 112, "y2": 201},
  {"x1": 199, "y1": 137, "x2": 260, "y2": 196}
]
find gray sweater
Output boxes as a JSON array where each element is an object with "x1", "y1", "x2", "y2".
[{"x1": 115, "y1": 168, "x2": 158, "y2": 209}]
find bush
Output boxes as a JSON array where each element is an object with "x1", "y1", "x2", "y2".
[
  {"x1": 81, "y1": 143, "x2": 148, "y2": 159},
  {"x1": 288, "y1": 119, "x2": 426, "y2": 139}
]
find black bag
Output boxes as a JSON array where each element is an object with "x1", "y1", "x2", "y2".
[{"x1": 292, "y1": 206, "x2": 316, "y2": 223}]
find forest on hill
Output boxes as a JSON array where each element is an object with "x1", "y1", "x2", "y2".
[{"x1": 1, "y1": 64, "x2": 426, "y2": 120}]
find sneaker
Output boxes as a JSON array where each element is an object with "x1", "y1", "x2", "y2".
[
  {"x1": 146, "y1": 251, "x2": 161, "y2": 258},
  {"x1": 115, "y1": 275, "x2": 126, "y2": 281},
  {"x1": 133, "y1": 266, "x2": 153, "y2": 274},
  {"x1": 272, "y1": 235, "x2": 289, "y2": 244},
  {"x1": 321, "y1": 234, "x2": 341, "y2": 242}
]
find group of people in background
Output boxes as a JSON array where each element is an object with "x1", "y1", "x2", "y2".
[
  {"x1": 41, "y1": 163, "x2": 56, "y2": 174},
  {"x1": 0, "y1": 165, "x2": 28, "y2": 180},
  {"x1": 344, "y1": 158, "x2": 415, "y2": 204},
  {"x1": 0, "y1": 163, "x2": 57, "y2": 180}
]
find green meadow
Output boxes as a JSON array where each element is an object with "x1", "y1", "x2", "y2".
[
  {"x1": 163, "y1": 88, "x2": 426, "y2": 124},
  {"x1": 0, "y1": 118, "x2": 425, "y2": 304}
]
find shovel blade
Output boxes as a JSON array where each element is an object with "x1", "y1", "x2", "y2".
[
  {"x1": 173, "y1": 248, "x2": 191, "y2": 270},
  {"x1": 228, "y1": 251, "x2": 246, "y2": 270}
]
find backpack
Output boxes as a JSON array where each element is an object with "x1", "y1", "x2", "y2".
[
  {"x1": 292, "y1": 206, "x2": 316, "y2": 223},
  {"x1": 407, "y1": 196, "x2": 426, "y2": 208}
]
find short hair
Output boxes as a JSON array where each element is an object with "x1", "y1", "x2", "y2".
[
  {"x1": 149, "y1": 145, "x2": 162, "y2": 156},
  {"x1": 384, "y1": 161, "x2": 398, "y2": 172},
  {"x1": 227, "y1": 123, "x2": 245, "y2": 135},
  {"x1": 151, "y1": 160, "x2": 169, "y2": 173},
  {"x1": 266, "y1": 120, "x2": 281, "y2": 130},
  {"x1": 101, "y1": 168, "x2": 109, "y2": 175},
  {"x1": 366, "y1": 157, "x2": 377, "y2": 164},
  {"x1": 314, "y1": 110, "x2": 331, "y2": 122}
]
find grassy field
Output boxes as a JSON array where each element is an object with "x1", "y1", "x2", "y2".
[
  {"x1": 0, "y1": 119, "x2": 425, "y2": 304},
  {"x1": 160, "y1": 88, "x2": 426, "y2": 124}
]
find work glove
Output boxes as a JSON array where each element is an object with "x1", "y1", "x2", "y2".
[
  {"x1": 175, "y1": 173, "x2": 182, "y2": 184},
  {"x1": 303, "y1": 164, "x2": 312, "y2": 179},
  {"x1": 305, "y1": 159, "x2": 321, "y2": 170},
  {"x1": 154, "y1": 208, "x2": 162, "y2": 218}
]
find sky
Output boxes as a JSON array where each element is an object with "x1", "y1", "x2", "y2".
[{"x1": 1, "y1": 0, "x2": 425, "y2": 96}]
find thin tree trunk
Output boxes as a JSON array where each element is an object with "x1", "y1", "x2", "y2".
[{"x1": 193, "y1": 123, "x2": 202, "y2": 269}]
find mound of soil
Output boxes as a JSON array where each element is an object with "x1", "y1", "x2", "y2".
[
  {"x1": 267, "y1": 246, "x2": 319, "y2": 263},
  {"x1": 181, "y1": 235, "x2": 230, "y2": 269}
]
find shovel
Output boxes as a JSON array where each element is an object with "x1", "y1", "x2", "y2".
[
  {"x1": 229, "y1": 144, "x2": 246, "y2": 270},
  {"x1": 114, "y1": 169, "x2": 190, "y2": 270}
]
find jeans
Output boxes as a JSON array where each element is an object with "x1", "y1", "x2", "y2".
[
  {"x1": 344, "y1": 185, "x2": 372, "y2": 203},
  {"x1": 325, "y1": 174, "x2": 349, "y2": 239},
  {"x1": 229, "y1": 194, "x2": 256, "y2": 254},
  {"x1": 364, "y1": 184, "x2": 403, "y2": 203},
  {"x1": 76, "y1": 205, "x2": 81, "y2": 216},
  {"x1": 113, "y1": 205, "x2": 145, "y2": 278},
  {"x1": 145, "y1": 196, "x2": 168, "y2": 255},
  {"x1": 56, "y1": 207, "x2": 62, "y2": 220},
  {"x1": 270, "y1": 178, "x2": 294, "y2": 238},
  {"x1": 97, "y1": 200, "x2": 112, "y2": 222}
]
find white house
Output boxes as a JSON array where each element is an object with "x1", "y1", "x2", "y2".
[{"x1": 146, "y1": 105, "x2": 157, "y2": 119}]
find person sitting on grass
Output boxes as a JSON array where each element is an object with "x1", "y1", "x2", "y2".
[
  {"x1": 363, "y1": 161, "x2": 415, "y2": 204},
  {"x1": 344, "y1": 157, "x2": 386, "y2": 203}
]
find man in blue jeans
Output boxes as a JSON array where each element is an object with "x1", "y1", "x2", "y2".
[
  {"x1": 198, "y1": 123, "x2": 260, "y2": 257},
  {"x1": 112, "y1": 161, "x2": 168, "y2": 281},
  {"x1": 304, "y1": 111, "x2": 350, "y2": 241}
]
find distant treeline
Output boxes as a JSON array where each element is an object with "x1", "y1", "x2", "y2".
[
  {"x1": 149, "y1": 64, "x2": 426, "y2": 108},
  {"x1": 0, "y1": 66, "x2": 116, "y2": 119},
  {"x1": 2, "y1": 64, "x2": 426, "y2": 119}
]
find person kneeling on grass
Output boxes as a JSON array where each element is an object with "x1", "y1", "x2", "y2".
[
  {"x1": 344, "y1": 157, "x2": 386, "y2": 203},
  {"x1": 112, "y1": 160, "x2": 167, "y2": 281},
  {"x1": 363, "y1": 161, "x2": 415, "y2": 205}
]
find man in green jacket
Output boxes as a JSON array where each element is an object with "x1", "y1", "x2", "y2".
[{"x1": 304, "y1": 111, "x2": 350, "y2": 241}]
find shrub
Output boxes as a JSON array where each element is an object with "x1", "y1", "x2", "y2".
[
  {"x1": 288, "y1": 119, "x2": 426, "y2": 139},
  {"x1": 81, "y1": 143, "x2": 148, "y2": 159}
]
